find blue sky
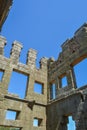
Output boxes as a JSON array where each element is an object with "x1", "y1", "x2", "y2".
[
  {"x1": 1, "y1": 0, "x2": 87, "y2": 128},
  {"x1": 1, "y1": 0, "x2": 87, "y2": 64}
]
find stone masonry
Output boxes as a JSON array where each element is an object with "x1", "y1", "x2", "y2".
[
  {"x1": 0, "y1": 23, "x2": 87, "y2": 130},
  {"x1": 0, "y1": 0, "x2": 13, "y2": 30},
  {"x1": 47, "y1": 23, "x2": 87, "y2": 130},
  {"x1": 0, "y1": 1, "x2": 87, "y2": 129},
  {"x1": 0, "y1": 1, "x2": 87, "y2": 130},
  {"x1": 0, "y1": 36, "x2": 47, "y2": 130}
]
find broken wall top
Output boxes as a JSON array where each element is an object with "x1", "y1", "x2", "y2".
[{"x1": 48, "y1": 23, "x2": 87, "y2": 80}]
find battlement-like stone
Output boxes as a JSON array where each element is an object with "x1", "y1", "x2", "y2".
[
  {"x1": 0, "y1": 36, "x2": 48, "y2": 130},
  {"x1": 0, "y1": 35, "x2": 7, "y2": 55},
  {"x1": 0, "y1": 0, "x2": 87, "y2": 129},
  {"x1": 27, "y1": 48, "x2": 37, "y2": 68},
  {"x1": 0, "y1": 24, "x2": 87, "y2": 130},
  {"x1": 0, "y1": 37, "x2": 49, "y2": 70},
  {"x1": 10, "y1": 41, "x2": 23, "y2": 64},
  {"x1": 40, "y1": 57, "x2": 48, "y2": 69}
]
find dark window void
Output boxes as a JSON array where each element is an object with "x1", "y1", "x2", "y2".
[
  {"x1": 34, "y1": 82, "x2": 43, "y2": 94},
  {"x1": 50, "y1": 83, "x2": 56, "y2": 100},
  {"x1": 33, "y1": 118, "x2": 43, "y2": 127},
  {"x1": 74, "y1": 58, "x2": 87, "y2": 88},
  {"x1": 61, "y1": 76, "x2": 68, "y2": 88},
  {"x1": 0, "y1": 70, "x2": 4, "y2": 81},
  {"x1": 8, "y1": 71, "x2": 28, "y2": 99},
  {"x1": 67, "y1": 116, "x2": 75, "y2": 130}
]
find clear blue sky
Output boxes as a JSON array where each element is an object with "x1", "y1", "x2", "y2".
[
  {"x1": 1, "y1": 0, "x2": 87, "y2": 63},
  {"x1": 1, "y1": 0, "x2": 87, "y2": 128}
]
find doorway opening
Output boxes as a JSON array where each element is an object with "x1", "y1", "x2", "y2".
[{"x1": 67, "y1": 116, "x2": 75, "y2": 130}]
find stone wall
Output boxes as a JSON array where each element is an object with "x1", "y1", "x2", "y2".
[
  {"x1": 47, "y1": 23, "x2": 87, "y2": 130},
  {"x1": 0, "y1": 23, "x2": 87, "y2": 130},
  {"x1": 0, "y1": 36, "x2": 48, "y2": 130}
]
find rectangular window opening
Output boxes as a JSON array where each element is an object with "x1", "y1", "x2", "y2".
[
  {"x1": 5, "y1": 110, "x2": 18, "y2": 120},
  {"x1": 61, "y1": 76, "x2": 68, "y2": 88},
  {"x1": 50, "y1": 83, "x2": 56, "y2": 100},
  {"x1": 74, "y1": 58, "x2": 87, "y2": 88},
  {"x1": 33, "y1": 118, "x2": 43, "y2": 127},
  {"x1": 8, "y1": 71, "x2": 28, "y2": 99},
  {"x1": 67, "y1": 116, "x2": 75, "y2": 130},
  {"x1": 34, "y1": 82, "x2": 44, "y2": 94}
]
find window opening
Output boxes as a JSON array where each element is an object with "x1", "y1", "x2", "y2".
[
  {"x1": 67, "y1": 116, "x2": 75, "y2": 130},
  {"x1": 50, "y1": 83, "x2": 56, "y2": 100},
  {"x1": 33, "y1": 118, "x2": 38, "y2": 127},
  {"x1": 34, "y1": 82, "x2": 43, "y2": 94},
  {"x1": 33, "y1": 118, "x2": 42, "y2": 127},
  {"x1": 6, "y1": 110, "x2": 17, "y2": 120},
  {"x1": 61, "y1": 76, "x2": 68, "y2": 88},
  {"x1": 74, "y1": 58, "x2": 87, "y2": 88},
  {"x1": 8, "y1": 71, "x2": 28, "y2": 99},
  {"x1": 0, "y1": 70, "x2": 4, "y2": 81}
]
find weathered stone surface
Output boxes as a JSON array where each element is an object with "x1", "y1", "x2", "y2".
[
  {"x1": 47, "y1": 23, "x2": 87, "y2": 130},
  {"x1": 0, "y1": 23, "x2": 87, "y2": 130},
  {"x1": 0, "y1": 37, "x2": 47, "y2": 130},
  {"x1": 0, "y1": 0, "x2": 13, "y2": 30}
]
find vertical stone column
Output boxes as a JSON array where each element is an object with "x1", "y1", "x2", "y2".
[
  {"x1": 27, "y1": 48, "x2": 37, "y2": 68},
  {"x1": 25, "y1": 74, "x2": 34, "y2": 100},
  {"x1": 0, "y1": 36, "x2": 6, "y2": 55},
  {"x1": 40, "y1": 57, "x2": 48, "y2": 101},
  {"x1": 57, "y1": 77, "x2": 62, "y2": 89},
  {"x1": 50, "y1": 84, "x2": 53, "y2": 100},
  {"x1": 10, "y1": 41, "x2": 23, "y2": 64},
  {"x1": 26, "y1": 49, "x2": 37, "y2": 100},
  {"x1": 47, "y1": 57, "x2": 55, "y2": 101},
  {"x1": 40, "y1": 57, "x2": 48, "y2": 70},
  {"x1": 48, "y1": 82, "x2": 52, "y2": 101},
  {"x1": 0, "y1": 37, "x2": 11, "y2": 122},
  {"x1": 66, "y1": 67, "x2": 77, "y2": 88},
  {"x1": 55, "y1": 78, "x2": 61, "y2": 98}
]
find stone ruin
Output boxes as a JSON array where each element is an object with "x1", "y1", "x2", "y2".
[
  {"x1": 0, "y1": 23, "x2": 87, "y2": 130},
  {"x1": 0, "y1": 0, "x2": 12, "y2": 30}
]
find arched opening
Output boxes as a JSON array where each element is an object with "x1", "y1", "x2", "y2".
[{"x1": 67, "y1": 116, "x2": 75, "y2": 130}]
